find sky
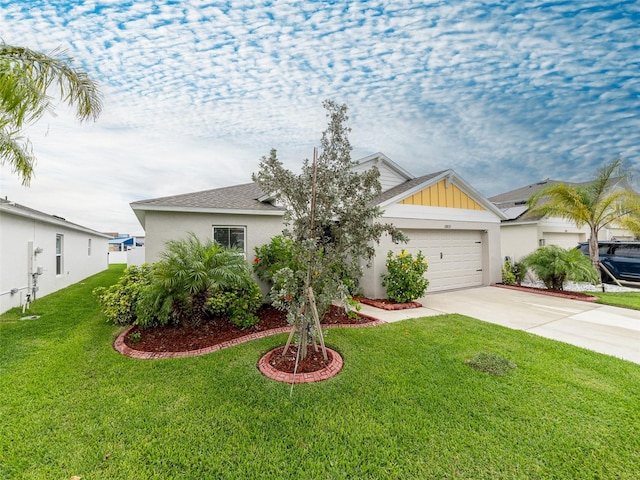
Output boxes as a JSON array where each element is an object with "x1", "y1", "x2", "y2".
[{"x1": 1, "y1": 1, "x2": 639, "y2": 236}]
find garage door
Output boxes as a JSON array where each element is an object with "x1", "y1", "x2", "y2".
[{"x1": 399, "y1": 230, "x2": 483, "y2": 292}]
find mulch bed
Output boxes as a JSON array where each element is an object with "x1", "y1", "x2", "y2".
[
  {"x1": 123, "y1": 304, "x2": 375, "y2": 353},
  {"x1": 267, "y1": 345, "x2": 334, "y2": 374},
  {"x1": 492, "y1": 283, "x2": 598, "y2": 302},
  {"x1": 353, "y1": 296, "x2": 422, "y2": 310}
]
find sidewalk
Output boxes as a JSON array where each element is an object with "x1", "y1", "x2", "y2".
[{"x1": 357, "y1": 286, "x2": 640, "y2": 365}]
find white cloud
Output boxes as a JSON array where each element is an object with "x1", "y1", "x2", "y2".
[{"x1": 1, "y1": 0, "x2": 638, "y2": 234}]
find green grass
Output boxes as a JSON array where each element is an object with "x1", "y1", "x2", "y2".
[
  {"x1": 2, "y1": 265, "x2": 640, "y2": 479},
  {"x1": 591, "y1": 290, "x2": 640, "y2": 310}
]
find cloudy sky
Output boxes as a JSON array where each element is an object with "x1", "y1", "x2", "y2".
[{"x1": 1, "y1": 1, "x2": 638, "y2": 235}]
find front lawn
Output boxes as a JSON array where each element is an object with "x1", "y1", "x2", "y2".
[
  {"x1": 591, "y1": 290, "x2": 640, "y2": 310},
  {"x1": 1, "y1": 265, "x2": 639, "y2": 479}
]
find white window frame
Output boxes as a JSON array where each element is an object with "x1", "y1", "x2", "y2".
[
  {"x1": 56, "y1": 234, "x2": 64, "y2": 275},
  {"x1": 212, "y1": 226, "x2": 246, "y2": 254}
]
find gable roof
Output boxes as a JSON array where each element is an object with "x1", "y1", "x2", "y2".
[
  {"x1": 130, "y1": 182, "x2": 285, "y2": 227},
  {"x1": 131, "y1": 154, "x2": 507, "y2": 227},
  {"x1": 0, "y1": 198, "x2": 109, "y2": 237},
  {"x1": 489, "y1": 179, "x2": 571, "y2": 209},
  {"x1": 355, "y1": 152, "x2": 414, "y2": 182},
  {"x1": 376, "y1": 169, "x2": 507, "y2": 218},
  {"x1": 489, "y1": 177, "x2": 634, "y2": 222}
]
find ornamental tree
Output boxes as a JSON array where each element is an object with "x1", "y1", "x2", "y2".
[{"x1": 252, "y1": 100, "x2": 406, "y2": 360}]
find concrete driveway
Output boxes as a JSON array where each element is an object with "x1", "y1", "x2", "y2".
[{"x1": 358, "y1": 286, "x2": 640, "y2": 365}]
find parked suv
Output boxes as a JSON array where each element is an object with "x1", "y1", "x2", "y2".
[{"x1": 577, "y1": 241, "x2": 640, "y2": 284}]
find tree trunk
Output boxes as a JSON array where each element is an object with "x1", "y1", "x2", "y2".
[{"x1": 588, "y1": 226, "x2": 600, "y2": 283}]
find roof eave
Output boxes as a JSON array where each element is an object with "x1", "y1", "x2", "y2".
[{"x1": 129, "y1": 204, "x2": 285, "y2": 217}]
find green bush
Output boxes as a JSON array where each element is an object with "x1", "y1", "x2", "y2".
[
  {"x1": 381, "y1": 250, "x2": 429, "y2": 303},
  {"x1": 501, "y1": 260, "x2": 516, "y2": 285},
  {"x1": 150, "y1": 233, "x2": 254, "y2": 326},
  {"x1": 206, "y1": 281, "x2": 263, "y2": 329},
  {"x1": 521, "y1": 245, "x2": 598, "y2": 290},
  {"x1": 501, "y1": 259, "x2": 527, "y2": 286},
  {"x1": 93, "y1": 264, "x2": 152, "y2": 325},
  {"x1": 253, "y1": 235, "x2": 301, "y2": 286}
]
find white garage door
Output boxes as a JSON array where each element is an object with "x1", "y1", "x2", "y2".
[{"x1": 399, "y1": 229, "x2": 484, "y2": 292}]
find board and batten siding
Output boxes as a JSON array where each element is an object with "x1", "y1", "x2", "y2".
[{"x1": 400, "y1": 179, "x2": 485, "y2": 210}]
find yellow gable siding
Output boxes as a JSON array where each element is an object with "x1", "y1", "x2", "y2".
[{"x1": 399, "y1": 179, "x2": 485, "y2": 210}]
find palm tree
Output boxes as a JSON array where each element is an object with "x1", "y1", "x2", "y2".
[
  {"x1": 0, "y1": 43, "x2": 102, "y2": 185},
  {"x1": 153, "y1": 233, "x2": 253, "y2": 326},
  {"x1": 527, "y1": 159, "x2": 640, "y2": 280}
]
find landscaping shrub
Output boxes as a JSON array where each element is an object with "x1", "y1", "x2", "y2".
[
  {"x1": 206, "y1": 281, "x2": 263, "y2": 329},
  {"x1": 149, "y1": 233, "x2": 253, "y2": 326},
  {"x1": 253, "y1": 235, "x2": 301, "y2": 287},
  {"x1": 521, "y1": 245, "x2": 598, "y2": 290},
  {"x1": 93, "y1": 264, "x2": 152, "y2": 325},
  {"x1": 381, "y1": 250, "x2": 429, "y2": 303},
  {"x1": 501, "y1": 259, "x2": 527, "y2": 286}
]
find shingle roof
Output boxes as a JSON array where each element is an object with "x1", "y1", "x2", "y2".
[
  {"x1": 489, "y1": 178, "x2": 595, "y2": 222},
  {"x1": 131, "y1": 172, "x2": 450, "y2": 213},
  {"x1": 130, "y1": 182, "x2": 283, "y2": 212},
  {"x1": 488, "y1": 179, "x2": 566, "y2": 208},
  {"x1": 373, "y1": 171, "x2": 446, "y2": 205},
  {"x1": 0, "y1": 198, "x2": 109, "y2": 236}
]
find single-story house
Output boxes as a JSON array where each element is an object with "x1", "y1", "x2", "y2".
[
  {"x1": 130, "y1": 153, "x2": 506, "y2": 298},
  {"x1": 0, "y1": 198, "x2": 109, "y2": 314},
  {"x1": 490, "y1": 178, "x2": 637, "y2": 262}
]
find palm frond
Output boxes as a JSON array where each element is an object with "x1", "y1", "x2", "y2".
[
  {"x1": 0, "y1": 126, "x2": 35, "y2": 185},
  {"x1": 0, "y1": 43, "x2": 103, "y2": 123}
]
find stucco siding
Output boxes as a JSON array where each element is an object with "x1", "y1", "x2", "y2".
[
  {"x1": 0, "y1": 212, "x2": 108, "y2": 313},
  {"x1": 500, "y1": 218, "x2": 589, "y2": 262},
  {"x1": 143, "y1": 210, "x2": 285, "y2": 264}
]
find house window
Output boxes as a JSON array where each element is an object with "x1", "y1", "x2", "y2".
[
  {"x1": 213, "y1": 226, "x2": 246, "y2": 253},
  {"x1": 88, "y1": 238, "x2": 92, "y2": 256},
  {"x1": 56, "y1": 234, "x2": 64, "y2": 275}
]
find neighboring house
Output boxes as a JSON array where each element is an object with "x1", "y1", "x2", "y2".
[
  {"x1": 0, "y1": 198, "x2": 109, "y2": 314},
  {"x1": 107, "y1": 234, "x2": 146, "y2": 265},
  {"x1": 490, "y1": 179, "x2": 637, "y2": 262},
  {"x1": 130, "y1": 153, "x2": 506, "y2": 297},
  {"x1": 109, "y1": 236, "x2": 135, "y2": 252}
]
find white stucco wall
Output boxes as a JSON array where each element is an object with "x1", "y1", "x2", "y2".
[
  {"x1": 359, "y1": 209, "x2": 503, "y2": 299},
  {"x1": 499, "y1": 218, "x2": 590, "y2": 262},
  {"x1": 0, "y1": 210, "x2": 109, "y2": 313},
  {"x1": 138, "y1": 199, "x2": 503, "y2": 299},
  {"x1": 143, "y1": 211, "x2": 286, "y2": 264}
]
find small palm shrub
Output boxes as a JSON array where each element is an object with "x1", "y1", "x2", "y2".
[
  {"x1": 93, "y1": 264, "x2": 153, "y2": 325},
  {"x1": 143, "y1": 233, "x2": 255, "y2": 326},
  {"x1": 521, "y1": 245, "x2": 598, "y2": 290},
  {"x1": 381, "y1": 250, "x2": 429, "y2": 303},
  {"x1": 206, "y1": 281, "x2": 263, "y2": 328}
]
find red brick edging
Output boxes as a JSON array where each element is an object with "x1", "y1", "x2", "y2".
[
  {"x1": 258, "y1": 346, "x2": 343, "y2": 383},
  {"x1": 492, "y1": 283, "x2": 598, "y2": 302},
  {"x1": 113, "y1": 316, "x2": 385, "y2": 360}
]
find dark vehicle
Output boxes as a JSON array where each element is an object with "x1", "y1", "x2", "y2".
[{"x1": 577, "y1": 241, "x2": 640, "y2": 285}]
